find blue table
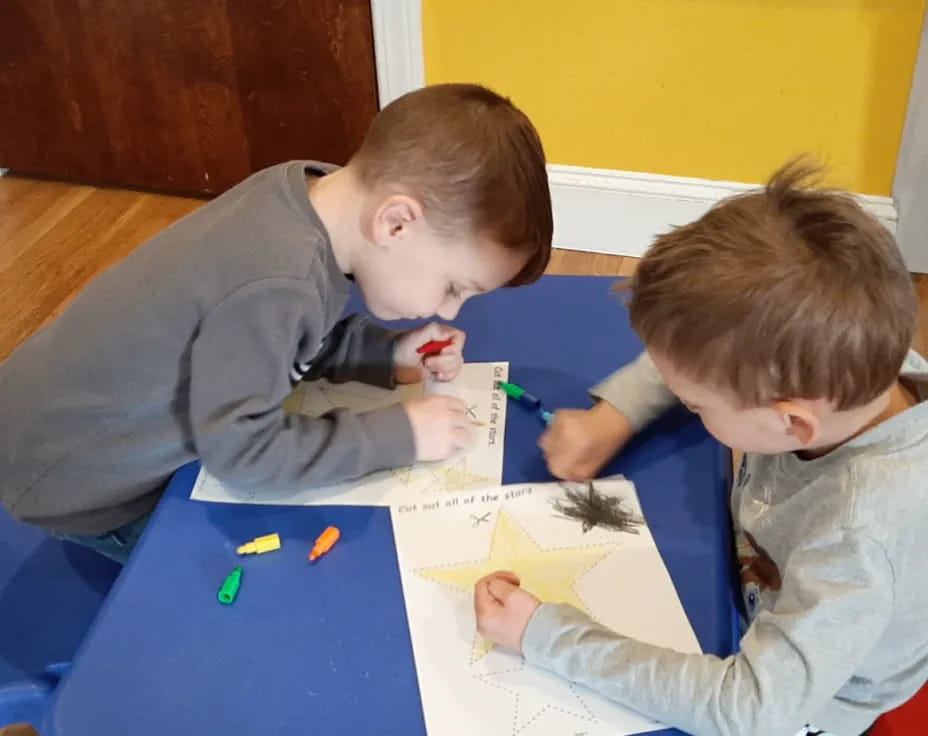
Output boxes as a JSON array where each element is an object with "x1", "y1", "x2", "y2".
[{"x1": 52, "y1": 275, "x2": 737, "y2": 736}]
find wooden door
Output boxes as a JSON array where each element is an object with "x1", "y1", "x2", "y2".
[{"x1": 0, "y1": 0, "x2": 379, "y2": 195}]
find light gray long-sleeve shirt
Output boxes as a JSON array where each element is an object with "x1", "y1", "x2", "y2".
[
  {"x1": 0, "y1": 161, "x2": 415, "y2": 535},
  {"x1": 522, "y1": 352, "x2": 928, "y2": 736}
]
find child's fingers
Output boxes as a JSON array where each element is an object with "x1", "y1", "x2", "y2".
[
  {"x1": 475, "y1": 572, "x2": 498, "y2": 589},
  {"x1": 475, "y1": 571, "x2": 519, "y2": 604},
  {"x1": 474, "y1": 574, "x2": 504, "y2": 612},
  {"x1": 492, "y1": 570, "x2": 521, "y2": 587},
  {"x1": 538, "y1": 429, "x2": 553, "y2": 452},
  {"x1": 549, "y1": 460, "x2": 583, "y2": 482},
  {"x1": 425, "y1": 364, "x2": 462, "y2": 382},
  {"x1": 417, "y1": 321, "x2": 450, "y2": 338},
  {"x1": 542, "y1": 415, "x2": 568, "y2": 444},
  {"x1": 426, "y1": 343, "x2": 462, "y2": 357},
  {"x1": 474, "y1": 581, "x2": 495, "y2": 615},
  {"x1": 424, "y1": 354, "x2": 461, "y2": 374},
  {"x1": 408, "y1": 324, "x2": 451, "y2": 355},
  {"x1": 423, "y1": 339, "x2": 463, "y2": 361},
  {"x1": 446, "y1": 408, "x2": 475, "y2": 446},
  {"x1": 486, "y1": 577, "x2": 519, "y2": 603},
  {"x1": 544, "y1": 449, "x2": 578, "y2": 481},
  {"x1": 432, "y1": 394, "x2": 468, "y2": 413},
  {"x1": 451, "y1": 424, "x2": 476, "y2": 450},
  {"x1": 449, "y1": 328, "x2": 467, "y2": 349}
]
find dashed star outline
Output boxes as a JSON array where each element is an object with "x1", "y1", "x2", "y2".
[{"x1": 477, "y1": 660, "x2": 597, "y2": 734}]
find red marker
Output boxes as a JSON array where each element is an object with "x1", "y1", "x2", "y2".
[{"x1": 416, "y1": 338, "x2": 453, "y2": 356}]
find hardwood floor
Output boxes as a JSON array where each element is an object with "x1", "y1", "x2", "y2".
[
  {"x1": 545, "y1": 248, "x2": 639, "y2": 278},
  {"x1": 0, "y1": 176, "x2": 202, "y2": 361},
  {"x1": 1, "y1": 174, "x2": 927, "y2": 363}
]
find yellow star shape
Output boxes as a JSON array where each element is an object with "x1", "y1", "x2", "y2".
[
  {"x1": 388, "y1": 461, "x2": 491, "y2": 493},
  {"x1": 424, "y1": 462, "x2": 492, "y2": 493},
  {"x1": 417, "y1": 510, "x2": 613, "y2": 662}
]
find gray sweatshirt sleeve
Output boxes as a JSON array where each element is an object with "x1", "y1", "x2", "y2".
[
  {"x1": 306, "y1": 313, "x2": 400, "y2": 389},
  {"x1": 188, "y1": 278, "x2": 416, "y2": 491},
  {"x1": 521, "y1": 528, "x2": 894, "y2": 736},
  {"x1": 591, "y1": 351, "x2": 678, "y2": 430}
]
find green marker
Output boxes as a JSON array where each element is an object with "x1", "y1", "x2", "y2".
[
  {"x1": 218, "y1": 566, "x2": 242, "y2": 605},
  {"x1": 496, "y1": 380, "x2": 542, "y2": 409}
]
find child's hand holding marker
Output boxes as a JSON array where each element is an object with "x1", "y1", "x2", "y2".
[
  {"x1": 406, "y1": 395, "x2": 477, "y2": 462},
  {"x1": 496, "y1": 381, "x2": 554, "y2": 426},
  {"x1": 495, "y1": 379, "x2": 633, "y2": 480},
  {"x1": 394, "y1": 323, "x2": 466, "y2": 384},
  {"x1": 396, "y1": 323, "x2": 477, "y2": 462},
  {"x1": 539, "y1": 403, "x2": 635, "y2": 482}
]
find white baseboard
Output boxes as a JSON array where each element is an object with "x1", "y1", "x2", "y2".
[
  {"x1": 548, "y1": 163, "x2": 898, "y2": 258},
  {"x1": 370, "y1": 0, "x2": 424, "y2": 108}
]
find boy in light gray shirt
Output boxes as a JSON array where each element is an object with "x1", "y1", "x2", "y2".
[
  {"x1": 475, "y1": 161, "x2": 927, "y2": 736},
  {"x1": 0, "y1": 84, "x2": 553, "y2": 563}
]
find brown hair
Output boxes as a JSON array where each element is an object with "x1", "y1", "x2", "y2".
[
  {"x1": 350, "y1": 83, "x2": 552, "y2": 285},
  {"x1": 625, "y1": 158, "x2": 916, "y2": 409}
]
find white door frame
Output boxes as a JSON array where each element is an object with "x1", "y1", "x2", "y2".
[
  {"x1": 894, "y1": 10, "x2": 928, "y2": 274},
  {"x1": 370, "y1": 0, "x2": 425, "y2": 107}
]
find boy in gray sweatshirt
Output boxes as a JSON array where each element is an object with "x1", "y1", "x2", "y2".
[
  {"x1": 0, "y1": 83, "x2": 553, "y2": 563},
  {"x1": 475, "y1": 161, "x2": 926, "y2": 736}
]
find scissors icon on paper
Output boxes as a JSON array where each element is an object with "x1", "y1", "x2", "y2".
[{"x1": 470, "y1": 512, "x2": 491, "y2": 527}]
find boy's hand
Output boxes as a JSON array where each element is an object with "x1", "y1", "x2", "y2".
[
  {"x1": 405, "y1": 395, "x2": 475, "y2": 461},
  {"x1": 539, "y1": 402, "x2": 635, "y2": 481},
  {"x1": 474, "y1": 571, "x2": 540, "y2": 653},
  {"x1": 395, "y1": 323, "x2": 466, "y2": 384}
]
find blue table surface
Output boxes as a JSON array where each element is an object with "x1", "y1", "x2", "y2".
[{"x1": 53, "y1": 275, "x2": 738, "y2": 736}]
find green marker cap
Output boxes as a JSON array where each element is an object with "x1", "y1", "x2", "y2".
[
  {"x1": 496, "y1": 380, "x2": 541, "y2": 409},
  {"x1": 496, "y1": 381, "x2": 525, "y2": 400},
  {"x1": 218, "y1": 566, "x2": 242, "y2": 604}
]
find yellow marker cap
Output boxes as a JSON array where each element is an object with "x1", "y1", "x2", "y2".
[{"x1": 236, "y1": 533, "x2": 281, "y2": 556}]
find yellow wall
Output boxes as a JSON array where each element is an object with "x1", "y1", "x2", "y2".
[{"x1": 423, "y1": 0, "x2": 926, "y2": 195}]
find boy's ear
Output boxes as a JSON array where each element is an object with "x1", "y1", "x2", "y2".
[
  {"x1": 773, "y1": 400, "x2": 819, "y2": 446},
  {"x1": 371, "y1": 194, "x2": 423, "y2": 246}
]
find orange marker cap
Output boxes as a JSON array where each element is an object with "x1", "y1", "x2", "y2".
[{"x1": 309, "y1": 525, "x2": 341, "y2": 561}]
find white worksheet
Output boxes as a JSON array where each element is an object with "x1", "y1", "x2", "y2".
[
  {"x1": 391, "y1": 477, "x2": 701, "y2": 736},
  {"x1": 190, "y1": 362, "x2": 508, "y2": 506}
]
